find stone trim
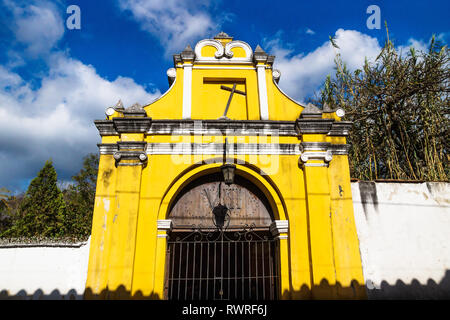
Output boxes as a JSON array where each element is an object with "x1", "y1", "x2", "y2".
[
  {"x1": 295, "y1": 119, "x2": 334, "y2": 134},
  {"x1": 257, "y1": 64, "x2": 269, "y2": 120},
  {"x1": 113, "y1": 149, "x2": 148, "y2": 167},
  {"x1": 182, "y1": 63, "x2": 192, "y2": 119},
  {"x1": 253, "y1": 45, "x2": 269, "y2": 63},
  {"x1": 173, "y1": 54, "x2": 182, "y2": 65},
  {"x1": 328, "y1": 121, "x2": 353, "y2": 136},
  {"x1": 113, "y1": 150, "x2": 147, "y2": 160},
  {"x1": 272, "y1": 69, "x2": 281, "y2": 83},
  {"x1": 144, "y1": 143, "x2": 302, "y2": 155},
  {"x1": 270, "y1": 220, "x2": 289, "y2": 239},
  {"x1": 225, "y1": 41, "x2": 253, "y2": 61},
  {"x1": 122, "y1": 103, "x2": 147, "y2": 117},
  {"x1": 180, "y1": 45, "x2": 195, "y2": 61},
  {"x1": 299, "y1": 150, "x2": 333, "y2": 168},
  {"x1": 302, "y1": 163, "x2": 329, "y2": 167},
  {"x1": 157, "y1": 219, "x2": 173, "y2": 237},
  {"x1": 95, "y1": 120, "x2": 119, "y2": 136},
  {"x1": 113, "y1": 118, "x2": 152, "y2": 133},
  {"x1": 194, "y1": 39, "x2": 253, "y2": 64},
  {"x1": 0, "y1": 241, "x2": 89, "y2": 248},
  {"x1": 97, "y1": 142, "x2": 351, "y2": 156},
  {"x1": 300, "y1": 151, "x2": 333, "y2": 162},
  {"x1": 117, "y1": 141, "x2": 147, "y2": 151},
  {"x1": 98, "y1": 143, "x2": 118, "y2": 154},
  {"x1": 300, "y1": 103, "x2": 322, "y2": 119},
  {"x1": 329, "y1": 144, "x2": 351, "y2": 155},
  {"x1": 98, "y1": 119, "x2": 350, "y2": 137},
  {"x1": 157, "y1": 219, "x2": 173, "y2": 231},
  {"x1": 192, "y1": 66, "x2": 255, "y2": 70},
  {"x1": 148, "y1": 120, "x2": 298, "y2": 136},
  {"x1": 300, "y1": 142, "x2": 331, "y2": 152},
  {"x1": 167, "y1": 68, "x2": 176, "y2": 86}
]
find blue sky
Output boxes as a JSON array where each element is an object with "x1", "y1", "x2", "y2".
[{"x1": 0, "y1": 0, "x2": 449, "y2": 192}]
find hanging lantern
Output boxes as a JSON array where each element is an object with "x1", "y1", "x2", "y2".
[{"x1": 221, "y1": 163, "x2": 236, "y2": 185}]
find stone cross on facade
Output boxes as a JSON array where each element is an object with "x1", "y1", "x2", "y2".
[{"x1": 219, "y1": 83, "x2": 246, "y2": 119}]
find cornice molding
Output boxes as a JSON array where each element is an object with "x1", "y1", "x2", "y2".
[
  {"x1": 113, "y1": 117, "x2": 152, "y2": 133},
  {"x1": 329, "y1": 144, "x2": 351, "y2": 155},
  {"x1": 144, "y1": 143, "x2": 302, "y2": 155},
  {"x1": 300, "y1": 142, "x2": 331, "y2": 152},
  {"x1": 95, "y1": 119, "x2": 353, "y2": 142},
  {"x1": 94, "y1": 120, "x2": 119, "y2": 136},
  {"x1": 295, "y1": 118, "x2": 334, "y2": 134},
  {"x1": 117, "y1": 141, "x2": 147, "y2": 151},
  {"x1": 98, "y1": 142, "x2": 350, "y2": 156},
  {"x1": 148, "y1": 120, "x2": 298, "y2": 136},
  {"x1": 328, "y1": 121, "x2": 353, "y2": 136},
  {"x1": 270, "y1": 220, "x2": 289, "y2": 239},
  {"x1": 98, "y1": 143, "x2": 118, "y2": 154},
  {"x1": 301, "y1": 142, "x2": 350, "y2": 155}
]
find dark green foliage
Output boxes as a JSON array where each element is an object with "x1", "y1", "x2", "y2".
[
  {"x1": 63, "y1": 153, "x2": 99, "y2": 239},
  {"x1": 318, "y1": 28, "x2": 449, "y2": 181},
  {"x1": 0, "y1": 188, "x2": 13, "y2": 233},
  {"x1": 0, "y1": 154, "x2": 99, "y2": 241},
  {"x1": 1, "y1": 161, "x2": 66, "y2": 238}
]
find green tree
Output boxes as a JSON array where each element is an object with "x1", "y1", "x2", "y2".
[
  {"x1": 0, "y1": 187, "x2": 10, "y2": 208},
  {"x1": 0, "y1": 187, "x2": 12, "y2": 233},
  {"x1": 1, "y1": 160, "x2": 66, "y2": 238},
  {"x1": 63, "y1": 153, "x2": 99, "y2": 239}
]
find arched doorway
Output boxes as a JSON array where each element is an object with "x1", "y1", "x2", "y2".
[{"x1": 165, "y1": 172, "x2": 280, "y2": 300}]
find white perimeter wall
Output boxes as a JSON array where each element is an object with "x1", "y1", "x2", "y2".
[
  {"x1": 0, "y1": 182, "x2": 449, "y2": 299},
  {"x1": 352, "y1": 181, "x2": 450, "y2": 299},
  {"x1": 0, "y1": 238, "x2": 90, "y2": 299}
]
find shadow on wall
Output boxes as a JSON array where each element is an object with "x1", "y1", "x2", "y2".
[
  {"x1": 0, "y1": 286, "x2": 161, "y2": 300},
  {"x1": 283, "y1": 279, "x2": 367, "y2": 300},
  {"x1": 2, "y1": 272, "x2": 450, "y2": 300},
  {"x1": 283, "y1": 270, "x2": 450, "y2": 300},
  {"x1": 0, "y1": 286, "x2": 162, "y2": 300},
  {"x1": 0, "y1": 288, "x2": 83, "y2": 300},
  {"x1": 366, "y1": 270, "x2": 450, "y2": 300}
]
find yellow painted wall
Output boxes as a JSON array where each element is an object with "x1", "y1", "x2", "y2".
[
  {"x1": 197, "y1": 79, "x2": 247, "y2": 119},
  {"x1": 191, "y1": 68, "x2": 259, "y2": 120},
  {"x1": 145, "y1": 67, "x2": 184, "y2": 119}
]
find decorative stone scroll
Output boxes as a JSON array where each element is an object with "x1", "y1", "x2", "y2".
[{"x1": 194, "y1": 39, "x2": 253, "y2": 64}]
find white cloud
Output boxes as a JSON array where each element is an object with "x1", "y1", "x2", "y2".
[
  {"x1": 268, "y1": 29, "x2": 440, "y2": 103},
  {"x1": 267, "y1": 29, "x2": 382, "y2": 102},
  {"x1": 4, "y1": 0, "x2": 64, "y2": 57},
  {"x1": 0, "y1": 0, "x2": 161, "y2": 191},
  {"x1": 118, "y1": 0, "x2": 217, "y2": 54},
  {"x1": 0, "y1": 54, "x2": 160, "y2": 191},
  {"x1": 305, "y1": 28, "x2": 315, "y2": 35},
  {"x1": 396, "y1": 38, "x2": 429, "y2": 57}
]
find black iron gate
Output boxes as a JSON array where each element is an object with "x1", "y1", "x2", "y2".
[{"x1": 166, "y1": 225, "x2": 279, "y2": 300}]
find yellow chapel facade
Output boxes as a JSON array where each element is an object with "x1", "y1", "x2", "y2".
[{"x1": 85, "y1": 32, "x2": 366, "y2": 300}]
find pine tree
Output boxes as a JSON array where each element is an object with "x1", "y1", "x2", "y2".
[
  {"x1": 63, "y1": 153, "x2": 99, "y2": 239},
  {"x1": 0, "y1": 187, "x2": 12, "y2": 233},
  {"x1": 1, "y1": 160, "x2": 66, "y2": 238}
]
